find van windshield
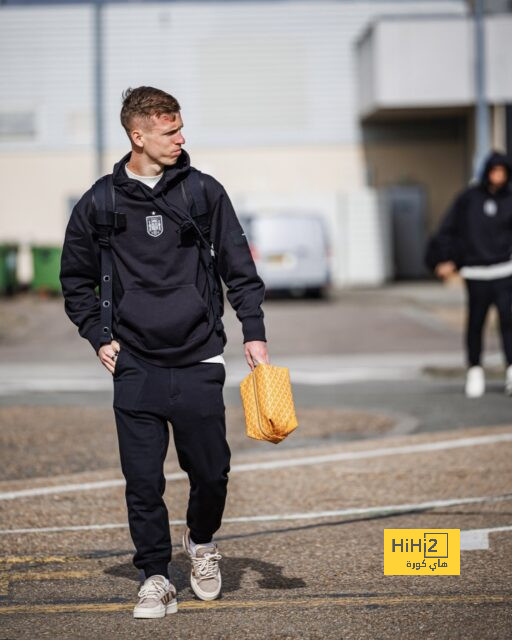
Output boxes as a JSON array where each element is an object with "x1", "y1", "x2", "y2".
[{"x1": 254, "y1": 216, "x2": 325, "y2": 251}]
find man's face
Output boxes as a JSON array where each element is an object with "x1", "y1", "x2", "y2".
[
  {"x1": 488, "y1": 165, "x2": 508, "y2": 189},
  {"x1": 131, "y1": 112, "x2": 186, "y2": 166}
]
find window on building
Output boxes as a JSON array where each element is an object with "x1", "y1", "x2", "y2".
[{"x1": 0, "y1": 112, "x2": 36, "y2": 140}]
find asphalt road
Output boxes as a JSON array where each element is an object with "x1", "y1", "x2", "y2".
[{"x1": 0, "y1": 284, "x2": 511, "y2": 639}]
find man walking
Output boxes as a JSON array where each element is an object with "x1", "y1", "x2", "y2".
[
  {"x1": 426, "y1": 150, "x2": 512, "y2": 398},
  {"x1": 60, "y1": 86, "x2": 269, "y2": 617}
]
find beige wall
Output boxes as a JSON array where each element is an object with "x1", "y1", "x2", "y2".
[
  {"x1": 363, "y1": 138, "x2": 468, "y2": 230},
  {"x1": 1, "y1": 144, "x2": 366, "y2": 246},
  {"x1": 188, "y1": 145, "x2": 366, "y2": 199},
  {"x1": 106, "y1": 144, "x2": 366, "y2": 208},
  {"x1": 0, "y1": 151, "x2": 96, "y2": 245},
  {"x1": 3, "y1": 140, "x2": 474, "y2": 285},
  {"x1": 492, "y1": 104, "x2": 507, "y2": 151},
  {"x1": 0, "y1": 143, "x2": 376, "y2": 286}
]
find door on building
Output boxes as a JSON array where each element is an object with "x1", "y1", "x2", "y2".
[{"x1": 383, "y1": 184, "x2": 428, "y2": 280}]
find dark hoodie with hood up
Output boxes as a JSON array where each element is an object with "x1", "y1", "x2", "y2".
[
  {"x1": 425, "y1": 151, "x2": 512, "y2": 270},
  {"x1": 60, "y1": 150, "x2": 266, "y2": 367}
]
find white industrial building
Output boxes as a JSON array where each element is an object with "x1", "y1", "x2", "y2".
[{"x1": 1, "y1": 0, "x2": 511, "y2": 285}]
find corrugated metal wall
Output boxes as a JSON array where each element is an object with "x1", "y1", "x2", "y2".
[
  {"x1": 0, "y1": 6, "x2": 93, "y2": 150},
  {"x1": 0, "y1": 0, "x2": 466, "y2": 152}
]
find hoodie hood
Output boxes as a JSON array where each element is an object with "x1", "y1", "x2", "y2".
[
  {"x1": 112, "y1": 149, "x2": 191, "y2": 201},
  {"x1": 480, "y1": 150, "x2": 512, "y2": 192}
]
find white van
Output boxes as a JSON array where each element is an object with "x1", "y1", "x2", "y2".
[{"x1": 238, "y1": 213, "x2": 331, "y2": 297}]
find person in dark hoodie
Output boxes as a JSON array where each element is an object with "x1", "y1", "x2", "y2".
[
  {"x1": 426, "y1": 150, "x2": 512, "y2": 398},
  {"x1": 60, "y1": 87, "x2": 269, "y2": 617}
]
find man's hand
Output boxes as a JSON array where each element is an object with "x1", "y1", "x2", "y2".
[
  {"x1": 435, "y1": 261, "x2": 457, "y2": 280},
  {"x1": 98, "y1": 340, "x2": 121, "y2": 374},
  {"x1": 244, "y1": 340, "x2": 269, "y2": 370}
]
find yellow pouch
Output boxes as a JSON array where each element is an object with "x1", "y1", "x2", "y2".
[{"x1": 240, "y1": 363, "x2": 298, "y2": 444}]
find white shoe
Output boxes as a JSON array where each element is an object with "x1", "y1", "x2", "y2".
[
  {"x1": 465, "y1": 366, "x2": 485, "y2": 398},
  {"x1": 133, "y1": 575, "x2": 178, "y2": 619},
  {"x1": 505, "y1": 365, "x2": 512, "y2": 396},
  {"x1": 182, "y1": 529, "x2": 222, "y2": 601}
]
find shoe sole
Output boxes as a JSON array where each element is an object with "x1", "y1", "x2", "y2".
[
  {"x1": 166, "y1": 600, "x2": 178, "y2": 614},
  {"x1": 133, "y1": 599, "x2": 178, "y2": 618},
  {"x1": 465, "y1": 383, "x2": 485, "y2": 398},
  {"x1": 465, "y1": 390, "x2": 485, "y2": 398}
]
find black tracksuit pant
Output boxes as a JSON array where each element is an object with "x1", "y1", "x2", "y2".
[
  {"x1": 113, "y1": 348, "x2": 231, "y2": 579},
  {"x1": 465, "y1": 276, "x2": 512, "y2": 367}
]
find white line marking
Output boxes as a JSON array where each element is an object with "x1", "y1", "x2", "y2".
[
  {"x1": 230, "y1": 433, "x2": 512, "y2": 472},
  {"x1": 0, "y1": 494, "x2": 509, "y2": 536},
  {"x1": 0, "y1": 352, "x2": 472, "y2": 394},
  {"x1": 1, "y1": 432, "x2": 511, "y2": 502},
  {"x1": 460, "y1": 525, "x2": 512, "y2": 550}
]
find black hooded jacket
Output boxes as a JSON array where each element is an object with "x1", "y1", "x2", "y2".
[
  {"x1": 425, "y1": 151, "x2": 512, "y2": 270},
  {"x1": 60, "y1": 150, "x2": 266, "y2": 366}
]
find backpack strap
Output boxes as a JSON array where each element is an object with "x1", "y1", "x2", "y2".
[
  {"x1": 180, "y1": 169, "x2": 212, "y2": 243},
  {"x1": 91, "y1": 175, "x2": 126, "y2": 347},
  {"x1": 91, "y1": 175, "x2": 126, "y2": 231},
  {"x1": 180, "y1": 170, "x2": 224, "y2": 332}
]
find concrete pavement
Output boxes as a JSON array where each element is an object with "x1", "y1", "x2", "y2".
[
  {"x1": 0, "y1": 283, "x2": 511, "y2": 639},
  {"x1": 0, "y1": 426, "x2": 511, "y2": 639}
]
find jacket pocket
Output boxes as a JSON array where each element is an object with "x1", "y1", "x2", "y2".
[{"x1": 117, "y1": 285, "x2": 209, "y2": 350}]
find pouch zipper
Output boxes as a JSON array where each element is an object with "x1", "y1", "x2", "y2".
[
  {"x1": 252, "y1": 368, "x2": 267, "y2": 438},
  {"x1": 252, "y1": 367, "x2": 274, "y2": 440}
]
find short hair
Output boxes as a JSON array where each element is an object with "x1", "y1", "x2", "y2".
[{"x1": 120, "y1": 86, "x2": 181, "y2": 135}]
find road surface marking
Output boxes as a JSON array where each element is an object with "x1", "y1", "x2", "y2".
[
  {"x1": 1, "y1": 431, "x2": 511, "y2": 501},
  {"x1": 0, "y1": 522, "x2": 508, "y2": 598},
  {"x1": 0, "y1": 352, "x2": 477, "y2": 393},
  {"x1": 0, "y1": 555, "x2": 84, "y2": 565},
  {"x1": 0, "y1": 593, "x2": 510, "y2": 616},
  {"x1": 0, "y1": 493, "x2": 509, "y2": 536},
  {"x1": 460, "y1": 525, "x2": 512, "y2": 550},
  {"x1": 8, "y1": 570, "x2": 90, "y2": 582},
  {"x1": 0, "y1": 568, "x2": 92, "y2": 596}
]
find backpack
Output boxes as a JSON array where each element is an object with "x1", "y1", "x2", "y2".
[{"x1": 91, "y1": 170, "x2": 222, "y2": 350}]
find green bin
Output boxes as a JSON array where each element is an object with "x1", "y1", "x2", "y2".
[
  {"x1": 0, "y1": 244, "x2": 18, "y2": 296},
  {"x1": 31, "y1": 246, "x2": 63, "y2": 294}
]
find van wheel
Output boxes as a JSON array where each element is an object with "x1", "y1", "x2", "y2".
[{"x1": 306, "y1": 287, "x2": 327, "y2": 299}]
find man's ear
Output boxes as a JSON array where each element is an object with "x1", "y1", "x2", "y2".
[{"x1": 130, "y1": 128, "x2": 144, "y2": 149}]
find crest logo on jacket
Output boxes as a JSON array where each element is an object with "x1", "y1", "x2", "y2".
[
  {"x1": 484, "y1": 199, "x2": 497, "y2": 217},
  {"x1": 146, "y1": 213, "x2": 163, "y2": 237}
]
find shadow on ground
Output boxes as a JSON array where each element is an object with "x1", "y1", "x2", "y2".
[{"x1": 104, "y1": 553, "x2": 307, "y2": 594}]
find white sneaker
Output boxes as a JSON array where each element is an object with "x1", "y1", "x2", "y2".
[
  {"x1": 182, "y1": 529, "x2": 222, "y2": 601},
  {"x1": 465, "y1": 366, "x2": 485, "y2": 398},
  {"x1": 505, "y1": 365, "x2": 512, "y2": 396},
  {"x1": 133, "y1": 575, "x2": 178, "y2": 619}
]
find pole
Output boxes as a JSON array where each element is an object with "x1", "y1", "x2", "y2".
[
  {"x1": 473, "y1": 0, "x2": 490, "y2": 179},
  {"x1": 93, "y1": 0, "x2": 105, "y2": 178}
]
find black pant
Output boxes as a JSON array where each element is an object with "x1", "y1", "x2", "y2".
[
  {"x1": 113, "y1": 349, "x2": 231, "y2": 579},
  {"x1": 465, "y1": 276, "x2": 512, "y2": 367}
]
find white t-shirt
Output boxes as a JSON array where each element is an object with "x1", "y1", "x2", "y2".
[
  {"x1": 124, "y1": 164, "x2": 225, "y2": 365},
  {"x1": 459, "y1": 260, "x2": 512, "y2": 280}
]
